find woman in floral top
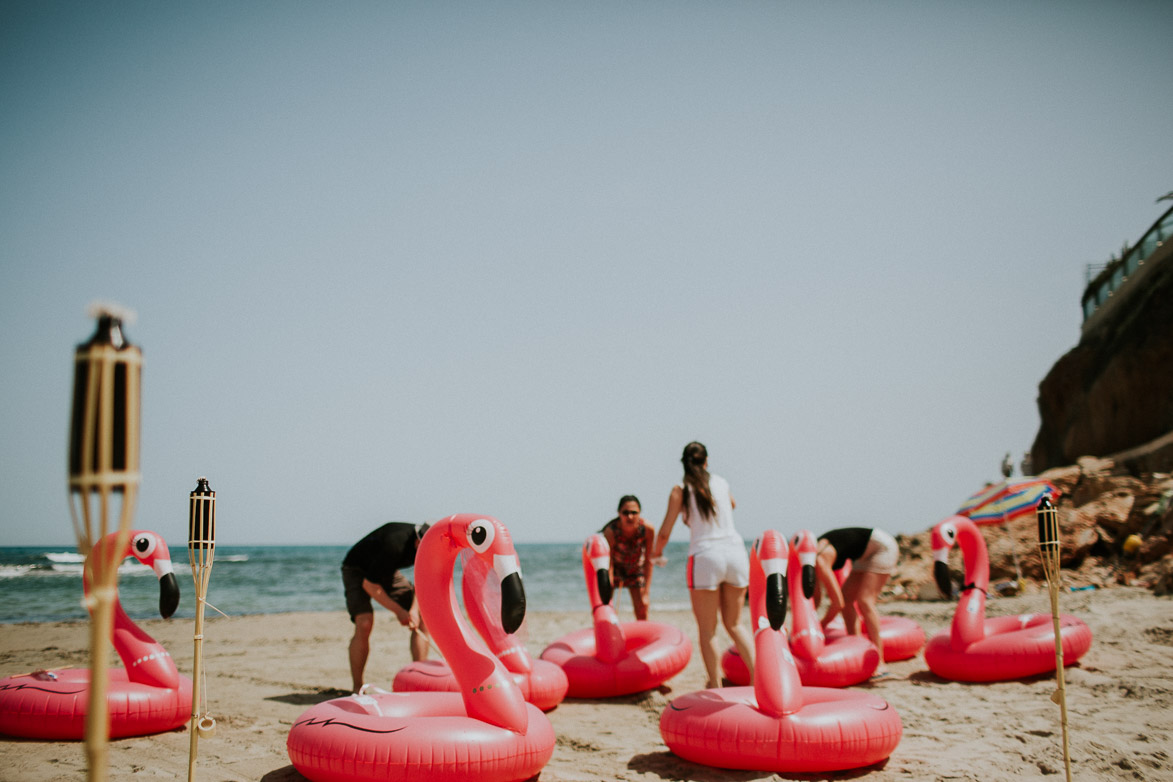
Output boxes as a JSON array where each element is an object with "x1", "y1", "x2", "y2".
[{"x1": 600, "y1": 495, "x2": 655, "y2": 620}]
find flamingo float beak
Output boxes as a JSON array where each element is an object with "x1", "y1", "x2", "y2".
[
  {"x1": 595, "y1": 567, "x2": 614, "y2": 607},
  {"x1": 933, "y1": 560, "x2": 953, "y2": 599},
  {"x1": 800, "y1": 564, "x2": 816, "y2": 600},
  {"x1": 158, "y1": 571, "x2": 180, "y2": 619},
  {"x1": 793, "y1": 533, "x2": 817, "y2": 599},
  {"x1": 150, "y1": 555, "x2": 180, "y2": 618},
  {"x1": 494, "y1": 553, "x2": 526, "y2": 634},
  {"x1": 766, "y1": 571, "x2": 788, "y2": 631},
  {"x1": 499, "y1": 572, "x2": 526, "y2": 634}
]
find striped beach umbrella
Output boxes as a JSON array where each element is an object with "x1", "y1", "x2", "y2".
[{"x1": 959, "y1": 478, "x2": 1059, "y2": 525}]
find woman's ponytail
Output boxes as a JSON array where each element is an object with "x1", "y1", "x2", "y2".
[{"x1": 680, "y1": 441, "x2": 714, "y2": 520}]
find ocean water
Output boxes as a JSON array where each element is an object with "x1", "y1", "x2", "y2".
[{"x1": 0, "y1": 541, "x2": 697, "y2": 624}]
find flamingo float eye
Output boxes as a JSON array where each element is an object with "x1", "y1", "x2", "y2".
[
  {"x1": 466, "y1": 520, "x2": 496, "y2": 553},
  {"x1": 942, "y1": 524, "x2": 957, "y2": 545},
  {"x1": 133, "y1": 534, "x2": 157, "y2": 557}
]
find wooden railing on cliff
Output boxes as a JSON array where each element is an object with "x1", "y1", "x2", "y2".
[{"x1": 1081, "y1": 203, "x2": 1173, "y2": 334}]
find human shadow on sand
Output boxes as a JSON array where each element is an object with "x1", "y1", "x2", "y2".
[
  {"x1": 266, "y1": 687, "x2": 350, "y2": 706},
  {"x1": 628, "y1": 751, "x2": 890, "y2": 781},
  {"x1": 907, "y1": 666, "x2": 1077, "y2": 686}
]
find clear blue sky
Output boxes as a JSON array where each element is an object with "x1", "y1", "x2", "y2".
[{"x1": 2, "y1": 2, "x2": 1170, "y2": 546}]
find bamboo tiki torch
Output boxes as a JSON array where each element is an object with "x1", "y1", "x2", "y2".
[
  {"x1": 67, "y1": 304, "x2": 142, "y2": 782},
  {"x1": 1036, "y1": 494, "x2": 1073, "y2": 782},
  {"x1": 188, "y1": 477, "x2": 217, "y2": 781}
]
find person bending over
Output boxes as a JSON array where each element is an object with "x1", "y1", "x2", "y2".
[
  {"x1": 813, "y1": 526, "x2": 899, "y2": 674},
  {"x1": 601, "y1": 495, "x2": 655, "y2": 620},
  {"x1": 341, "y1": 521, "x2": 429, "y2": 693}
]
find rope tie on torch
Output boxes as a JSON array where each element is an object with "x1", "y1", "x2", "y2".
[{"x1": 195, "y1": 664, "x2": 215, "y2": 738}]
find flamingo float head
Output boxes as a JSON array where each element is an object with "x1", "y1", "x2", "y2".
[
  {"x1": 582, "y1": 534, "x2": 613, "y2": 608},
  {"x1": 86, "y1": 530, "x2": 180, "y2": 618},
  {"x1": 752, "y1": 530, "x2": 789, "y2": 631},
  {"x1": 790, "y1": 530, "x2": 818, "y2": 600},
  {"x1": 931, "y1": 518, "x2": 960, "y2": 598},
  {"x1": 453, "y1": 517, "x2": 526, "y2": 634}
]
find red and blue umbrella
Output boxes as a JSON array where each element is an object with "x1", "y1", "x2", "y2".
[{"x1": 959, "y1": 478, "x2": 1058, "y2": 525}]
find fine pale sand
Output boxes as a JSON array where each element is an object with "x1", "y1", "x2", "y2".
[{"x1": 1, "y1": 587, "x2": 1171, "y2": 781}]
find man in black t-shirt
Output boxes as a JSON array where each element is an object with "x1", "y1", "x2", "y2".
[{"x1": 341, "y1": 522, "x2": 430, "y2": 693}]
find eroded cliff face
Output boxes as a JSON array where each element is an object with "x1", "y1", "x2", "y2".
[
  {"x1": 885, "y1": 458, "x2": 1173, "y2": 600},
  {"x1": 879, "y1": 247, "x2": 1173, "y2": 602},
  {"x1": 1030, "y1": 252, "x2": 1173, "y2": 472}
]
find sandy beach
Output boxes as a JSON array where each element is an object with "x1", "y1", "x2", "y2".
[{"x1": 1, "y1": 586, "x2": 1171, "y2": 781}]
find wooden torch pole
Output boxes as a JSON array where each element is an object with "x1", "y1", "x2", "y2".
[
  {"x1": 188, "y1": 477, "x2": 217, "y2": 782},
  {"x1": 67, "y1": 306, "x2": 142, "y2": 782},
  {"x1": 1036, "y1": 494, "x2": 1073, "y2": 782}
]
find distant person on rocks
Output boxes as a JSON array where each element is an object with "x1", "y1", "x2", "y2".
[
  {"x1": 653, "y1": 441, "x2": 754, "y2": 688},
  {"x1": 342, "y1": 522, "x2": 429, "y2": 693},
  {"x1": 1021, "y1": 452, "x2": 1033, "y2": 476},
  {"x1": 812, "y1": 527, "x2": 899, "y2": 675},
  {"x1": 1002, "y1": 452, "x2": 1014, "y2": 478},
  {"x1": 600, "y1": 495, "x2": 656, "y2": 620}
]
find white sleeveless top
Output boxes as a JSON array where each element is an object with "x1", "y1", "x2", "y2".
[{"x1": 681, "y1": 473, "x2": 742, "y2": 555}]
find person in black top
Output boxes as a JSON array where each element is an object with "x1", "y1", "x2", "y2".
[
  {"x1": 813, "y1": 527, "x2": 900, "y2": 673},
  {"x1": 341, "y1": 522, "x2": 430, "y2": 693}
]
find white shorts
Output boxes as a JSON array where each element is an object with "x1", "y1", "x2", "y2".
[
  {"x1": 687, "y1": 541, "x2": 750, "y2": 590},
  {"x1": 853, "y1": 529, "x2": 899, "y2": 574}
]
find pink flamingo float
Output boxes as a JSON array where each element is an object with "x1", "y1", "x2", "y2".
[
  {"x1": 0, "y1": 530, "x2": 191, "y2": 739},
  {"x1": 660, "y1": 529, "x2": 903, "y2": 773},
  {"x1": 539, "y1": 533, "x2": 691, "y2": 698},
  {"x1": 925, "y1": 515, "x2": 1093, "y2": 682},
  {"x1": 392, "y1": 550, "x2": 568, "y2": 711},
  {"x1": 287, "y1": 515, "x2": 555, "y2": 782},
  {"x1": 721, "y1": 530, "x2": 879, "y2": 686}
]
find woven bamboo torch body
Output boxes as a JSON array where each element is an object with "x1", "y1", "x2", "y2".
[
  {"x1": 188, "y1": 477, "x2": 217, "y2": 781},
  {"x1": 66, "y1": 306, "x2": 143, "y2": 782},
  {"x1": 1036, "y1": 494, "x2": 1073, "y2": 782}
]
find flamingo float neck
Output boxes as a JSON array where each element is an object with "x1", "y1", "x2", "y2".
[
  {"x1": 787, "y1": 530, "x2": 825, "y2": 659},
  {"x1": 82, "y1": 531, "x2": 180, "y2": 689},
  {"x1": 461, "y1": 553, "x2": 533, "y2": 675},
  {"x1": 749, "y1": 531, "x2": 803, "y2": 717},
  {"x1": 583, "y1": 534, "x2": 625, "y2": 663},
  {"x1": 932, "y1": 516, "x2": 990, "y2": 649},
  {"x1": 414, "y1": 515, "x2": 529, "y2": 734}
]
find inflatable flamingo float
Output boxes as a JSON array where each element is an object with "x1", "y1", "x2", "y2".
[
  {"x1": 925, "y1": 515, "x2": 1093, "y2": 682},
  {"x1": 0, "y1": 530, "x2": 192, "y2": 740},
  {"x1": 392, "y1": 550, "x2": 568, "y2": 711},
  {"x1": 539, "y1": 533, "x2": 691, "y2": 698},
  {"x1": 721, "y1": 529, "x2": 879, "y2": 687},
  {"x1": 287, "y1": 515, "x2": 555, "y2": 782},
  {"x1": 660, "y1": 529, "x2": 903, "y2": 773}
]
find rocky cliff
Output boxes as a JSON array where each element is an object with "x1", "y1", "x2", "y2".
[
  {"x1": 1030, "y1": 243, "x2": 1173, "y2": 472},
  {"x1": 886, "y1": 457, "x2": 1173, "y2": 600},
  {"x1": 885, "y1": 217, "x2": 1173, "y2": 602}
]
